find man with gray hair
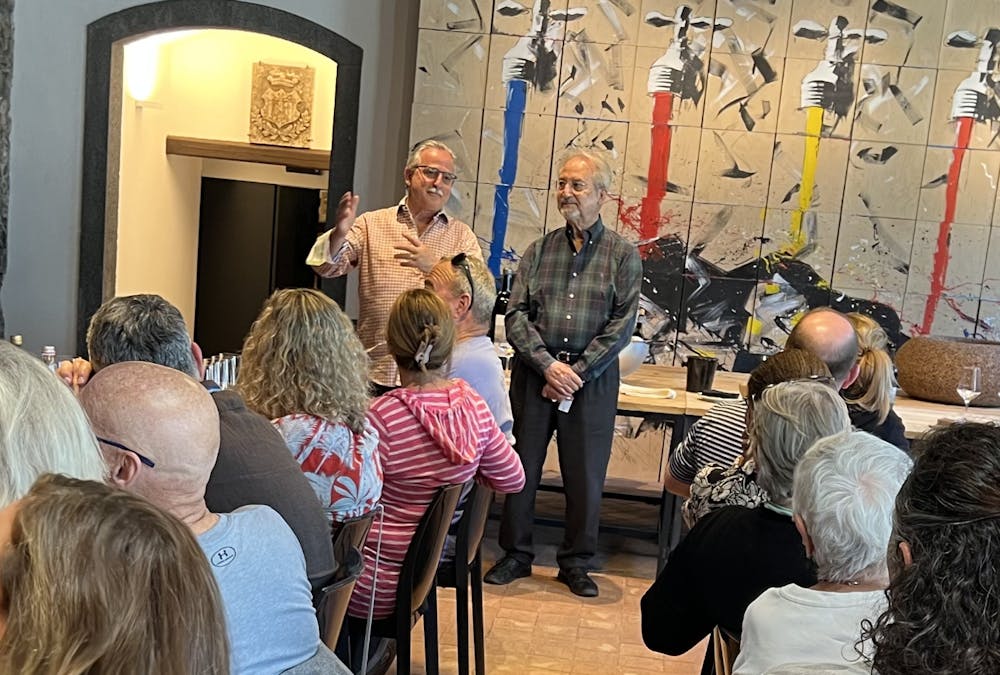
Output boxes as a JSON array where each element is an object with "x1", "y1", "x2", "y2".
[
  {"x1": 77, "y1": 294, "x2": 335, "y2": 591},
  {"x1": 425, "y1": 253, "x2": 513, "y2": 440},
  {"x1": 667, "y1": 306, "x2": 906, "y2": 500},
  {"x1": 484, "y1": 150, "x2": 642, "y2": 597},
  {"x1": 306, "y1": 140, "x2": 482, "y2": 391},
  {"x1": 734, "y1": 430, "x2": 912, "y2": 673}
]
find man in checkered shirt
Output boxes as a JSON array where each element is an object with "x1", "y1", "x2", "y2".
[
  {"x1": 484, "y1": 150, "x2": 642, "y2": 598},
  {"x1": 306, "y1": 141, "x2": 482, "y2": 391}
]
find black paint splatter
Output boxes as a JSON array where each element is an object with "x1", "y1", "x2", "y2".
[{"x1": 857, "y1": 146, "x2": 899, "y2": 164}]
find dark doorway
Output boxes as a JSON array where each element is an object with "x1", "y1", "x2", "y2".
[
  {"x1": 195, "y1": 178, "x2": 318, "y2": 355},
  {"x1": 78, "y1": 0, "x2": 362, "y2": 353}
]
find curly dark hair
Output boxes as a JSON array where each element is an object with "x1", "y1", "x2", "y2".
[{"x1": 861, "y1": 422, "x2": 1000, "y2": 674}]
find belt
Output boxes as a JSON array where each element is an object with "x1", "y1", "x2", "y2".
[{"x1": 552, "y1": 350, "x2": 582, "y2": 364}]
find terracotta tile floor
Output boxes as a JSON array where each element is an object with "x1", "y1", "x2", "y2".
[{"x1": 386, "y1": 492, "x2": 710, "y2": 674}]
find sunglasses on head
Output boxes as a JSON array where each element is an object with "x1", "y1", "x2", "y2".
[
  {"x1": 749, "y1": 375, "x2": 836, "y2": 403},
  {"x1": 450, "y1": 253, "x2": 475, "y2": 309}
]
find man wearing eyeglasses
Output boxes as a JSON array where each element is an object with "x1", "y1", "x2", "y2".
[
  {"x1": 81, "y1": 362, "x2": 349, "y2": 674},
  {"x1": 484, "y1": 150, "x2": 642, "y2": 598},
  {"x1": 306, "y1": 140, "x2": 482, "y2": 392}
]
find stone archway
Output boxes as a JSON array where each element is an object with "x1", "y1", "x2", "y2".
[{"x1": 77, "y1": 0, "x2": 361, "y2": 352}]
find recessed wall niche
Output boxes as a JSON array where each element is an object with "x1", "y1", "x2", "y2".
[{"x1": 78, "y1": 0, "x2": 362, "y2": 354}]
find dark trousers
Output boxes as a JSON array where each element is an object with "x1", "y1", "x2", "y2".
[{"x1": 499, "y1": 355, "x2": 618, "y2": 571}]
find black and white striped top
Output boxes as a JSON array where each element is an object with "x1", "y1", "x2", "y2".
[{"x1": 669, "y1": 399, "x2": 748, "y2": 484}]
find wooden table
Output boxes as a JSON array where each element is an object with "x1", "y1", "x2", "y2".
[
  {"x1": 620, "y1": 363, "x2": 1000, "y2": 437},
  {"x1": 613, "y1": 364, "x2": 1000, "y2": 571}
]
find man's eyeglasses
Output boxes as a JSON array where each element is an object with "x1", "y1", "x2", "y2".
[
  {"x1": 450, "y1": 253, "x2": 475, "y2": 310},
  {"x1": 96, "y1": 436, "x2": 156, "y2": 469},
  {"x1": 749, "y1": 375, "x2": 836, "y2": 403},
  {"x1": 415, "y1": 165, "x2": 458, "y2": 185},
  {"x1": 557, "y1": 179, "x2": 592, "y2": 193}
]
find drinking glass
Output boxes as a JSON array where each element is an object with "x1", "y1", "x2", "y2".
[{"x1": 957, "y1": 366, "x2": 982, "y2": 417}]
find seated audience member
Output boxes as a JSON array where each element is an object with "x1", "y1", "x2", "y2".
[
  {"x1": 679, "y1": 349, "x2": 832, "y2": 523},
  {"x1": 238, "y1": 289, "x2": 383, "y2": 525},
  {"x1": 425, "y1": 253, "x2": 513, "y2": 440},
  {"x1": 684, "y1": 352, "x2": 844, "y2": 526},
  {"x1": 734, "y1": 431, "x2": 912, "y2": 673},
  {"x1": 79, "y1": 362, "x2": 349, "y2": 675},
  {"x1": 642, "y1": 380, "x2": 850, "y2": 655},
  {"x1": 0, "y1": 342, "x2": 106, "y2": 505},
  {"x1": 80, "y1": 294, "x2": 335, "y2": 589},
  {"x1": 863, "y1": 422, "x2": 1000, "y2": 674},
  {"x1": 666, "y1": 307, "x2": 906, "y2": 498},
  {"x1": 347, "y1": 289, "x2": 525, "y2": 621},
  {"x1": 842, "y1": 313, "x2": 908, "y2": 452},
  {"x1": 426, "y1": 253, "x2": 515, "y2": 564},
  {"x1": 664, "y1": 390, "x2": 747, "y2": 499},
  {"x1": 0, "y1": 474, "x2": 229, "y2": 674},
  {"x1": 785, "y1": 307, "x2": 906, "y2": 446}
]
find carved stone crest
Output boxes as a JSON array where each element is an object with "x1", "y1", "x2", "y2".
[{"x1": 248, "y1": 62, "x2": 314, "y2": 148}]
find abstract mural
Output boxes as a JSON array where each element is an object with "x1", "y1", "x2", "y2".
[{"x1": 413, "y1": 0, "x2": 1000, "y2": 368}]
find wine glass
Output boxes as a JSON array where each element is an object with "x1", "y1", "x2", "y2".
[{"x1": 957, "y1": 366, "x2": 982, "y2": 417}]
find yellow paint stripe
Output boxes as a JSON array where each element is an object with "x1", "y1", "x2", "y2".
[{"x1": 786, "y1": 106, "x2": 824, "y2": 255}]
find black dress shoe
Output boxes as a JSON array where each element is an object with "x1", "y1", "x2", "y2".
[
  {"x1": 557, "y1": 568, "x2": 598, "y2": 597},
  {"x1": 483, "y1": 556, "x2": 532, "y2": 585}
]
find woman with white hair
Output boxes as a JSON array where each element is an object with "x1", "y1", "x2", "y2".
[
  {"x1": 642, "y1": 380, "x2": 852, "y2": 656},
  {"x1": 734, "y1": 430, "x2": 912, "y2": 673},
  {"x1": 0, "y1": 342, "x2": 107, "y2": 505}
]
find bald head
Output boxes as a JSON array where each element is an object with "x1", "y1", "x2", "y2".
[
  {"x1": 79, "y1": 362, "x2": 219, "y2": 516},
  {"x1": 786, "y1": 308, "x2": 860, "y2": 388}
]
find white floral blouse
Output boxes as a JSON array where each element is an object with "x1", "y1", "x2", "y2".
[
  {"x1": 682, "y1": 457, "x2": 768, "y2": 529},
  {"x1": 272, "y1": 413, "x2": 383, "y2": 524}
]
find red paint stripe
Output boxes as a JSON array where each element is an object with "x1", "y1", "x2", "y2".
[
  {"x1": 640, "y1": 92, "x2": 674, "y2": 241},
  {"x1": 920, "y1": 116, "x2": 973, "y2": 335}
]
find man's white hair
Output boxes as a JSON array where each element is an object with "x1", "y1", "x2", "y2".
[
  {"x1": 438, "y1": 254, "x2": 496, "y2": 327},
  {"x1": 793, "y1": 430, "x2": 912, "y2": 584},
  {"x1": 558, "y1": 149, "x2": 613, "y2": 192},
  {"x1": 406, "y1": 140, "x2": 457, "y2": 171}
]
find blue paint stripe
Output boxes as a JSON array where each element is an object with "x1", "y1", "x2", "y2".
[{"x1": 489, "y1": 78, "x2": 528, "y2": 276}]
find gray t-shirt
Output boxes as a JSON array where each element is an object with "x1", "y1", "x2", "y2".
[{"x1": 199, "y1": 505, "x2": 320, "y2": 675}]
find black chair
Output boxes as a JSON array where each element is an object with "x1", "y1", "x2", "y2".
[
  {"x1": 436, "y1": 483, "x2": 494, "y2": 675},
  {"x1": 349, "y1": 483, "x2": 464, "y2": 675},
  {"x1": 317, "y1": 546, "x2": 365, "y2": 652},
  {"x1": 332, "y1": 510, "x2": 376, "y2": 563}
]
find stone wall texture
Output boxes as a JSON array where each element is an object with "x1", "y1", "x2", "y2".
[{"x1": 0, "y1": 0, "x2": 11, "y2": 336}]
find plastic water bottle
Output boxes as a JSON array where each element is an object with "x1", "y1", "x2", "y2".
[{"x1": 40, "y1": 346, "x2": 58, "y2": 373}]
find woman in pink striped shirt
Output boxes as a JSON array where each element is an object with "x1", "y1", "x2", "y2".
[{"x1": 348, "y1": 289, "x2": 525, "y2": 620}]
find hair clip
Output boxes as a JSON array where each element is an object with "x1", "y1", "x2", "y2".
[{"x1": 414, "y1": 338, "x2": 434, "y2": 367}]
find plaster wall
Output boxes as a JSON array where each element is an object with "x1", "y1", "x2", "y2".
[
  {"x1": 4, "y1": 0, "x2": 418, "y2": 353},
  {"x1": 115, "y1": 29, "x2": 335, "y2": 330}
]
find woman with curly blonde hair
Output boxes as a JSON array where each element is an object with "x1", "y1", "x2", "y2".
[
  {"x1": 0, "y1": 474, "x2": 229, "y2": 674},
  {"x1": 239, "y1": 288, "x2": 382, "y2": 525},
  {"x1": 843, "y1": 313, "x2": 908, "y2": 452}
]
